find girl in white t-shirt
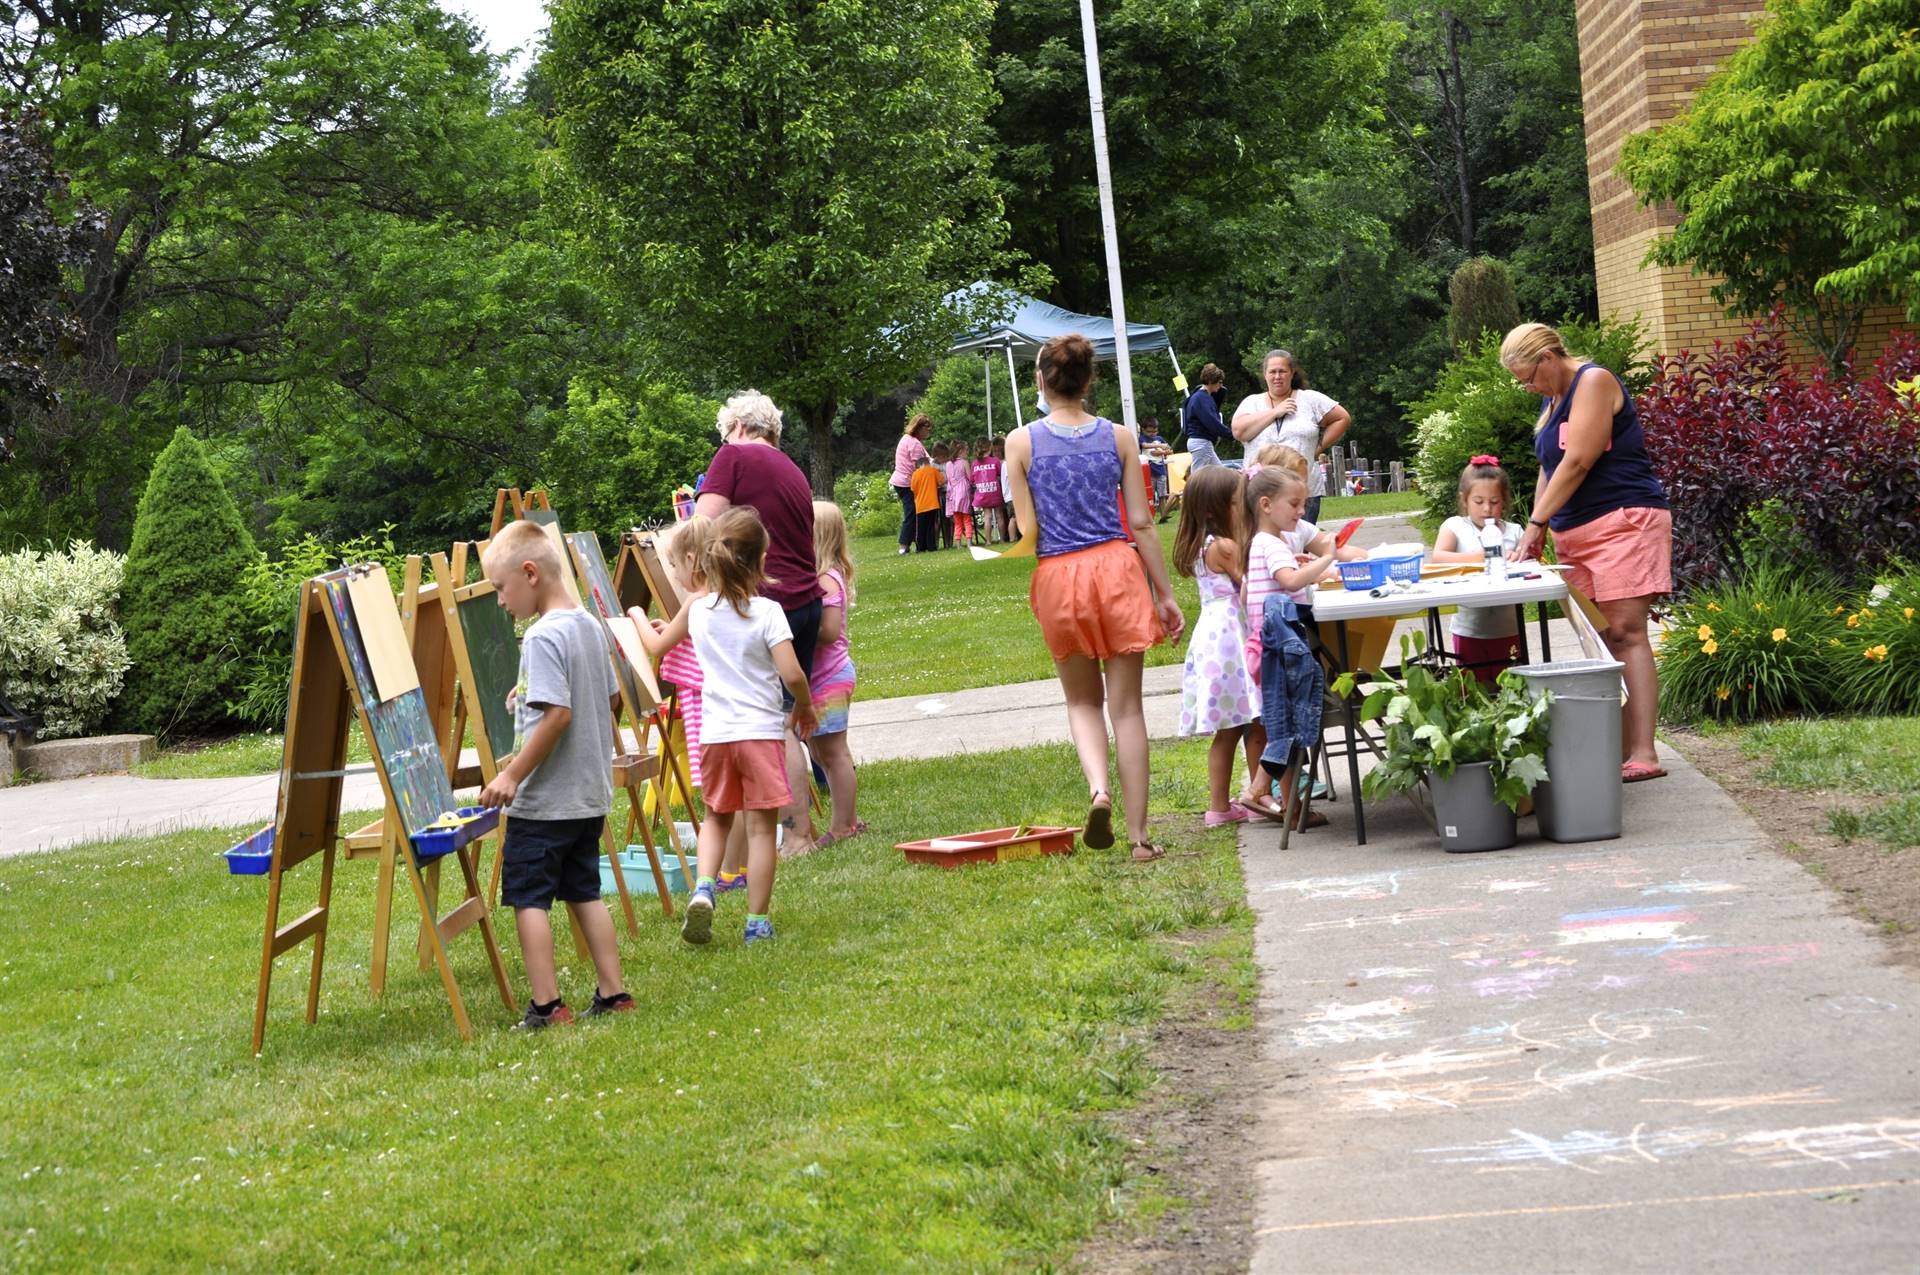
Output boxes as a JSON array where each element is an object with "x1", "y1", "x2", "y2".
[
  {"x1": 1430, "y1": 456, "x2": 1525, "y2": 685},
  {"x1": 635, "y1": 507, "x2": 816, "y2": 947}
]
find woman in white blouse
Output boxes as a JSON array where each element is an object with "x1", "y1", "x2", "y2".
[{"x1": 1231, "y1": 348, "x2": 1353, "y2": 525}]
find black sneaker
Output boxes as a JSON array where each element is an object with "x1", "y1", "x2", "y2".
[
  {"x1": 582, "y1": 991, "x2": 635, "y2": 1018},
  {"x1": 512, "y1": 1001, "x2": 575, "y2": 1031}
]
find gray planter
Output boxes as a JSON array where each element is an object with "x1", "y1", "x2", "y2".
[{"x1": 1425, "y1": 761, "x2": 1518, "y2": 853}]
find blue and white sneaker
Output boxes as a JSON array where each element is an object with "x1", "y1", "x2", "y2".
[
  {"x1": 743, "y1": 917, "x2": 775, "y2": 944},
  {"x1": 1311, "y1": 778, "x2": 1333, "y2": 801},
  {"x1": 681, "y1": 888, "x2": 715, "y2": 945}
]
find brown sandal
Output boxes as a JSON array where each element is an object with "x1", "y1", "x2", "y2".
[
  {"x1": 1130, "y1": 840, "x2": 1165, "y2": 862},
  {"x1": 1084, "y1": 791, "x2": 1115, "y2": 849}
]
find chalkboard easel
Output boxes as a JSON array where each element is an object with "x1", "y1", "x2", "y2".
[{"x1": 250, "y1": 565, "x2": 514, "y2": 1053}]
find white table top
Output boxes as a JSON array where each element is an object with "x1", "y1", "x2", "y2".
[{"x1": 1310, "y1": 569, "x2": 1569, "y2": 622}]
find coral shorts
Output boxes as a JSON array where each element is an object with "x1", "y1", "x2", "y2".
[
  {"x1": 700, "y1": 739, "x2": 792, "y2": 813},
  {"x1": 1551, "y1": 506, "x2": 1673, "y2": 603},
  {"x1": 1029, "y1": 539, "x2": 1164, "y2": 662}
]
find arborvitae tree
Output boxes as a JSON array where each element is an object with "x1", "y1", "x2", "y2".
[
  {"x1": 1447, "y1": 256, "x2": 1521, "y2": 352},
  {"x1": 118, "y1": 427, "x2": 258, "y2": 737}
]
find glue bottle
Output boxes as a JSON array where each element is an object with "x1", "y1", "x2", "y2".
[{"x1": 1480, "y1": 520, "x2": 1508, "y2": 583}]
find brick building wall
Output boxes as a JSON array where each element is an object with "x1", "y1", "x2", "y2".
[{"x1": 1573, "y1": 1, "x2": 1905, "y2": 364}]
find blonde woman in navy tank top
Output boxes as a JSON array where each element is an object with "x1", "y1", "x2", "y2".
[
  {"x1": 1504, "y1": 322, "x2": 1672, "y2": 784},
  {"x1": 1003, "y1": 334, "x2": 1186, "y2": 861}
]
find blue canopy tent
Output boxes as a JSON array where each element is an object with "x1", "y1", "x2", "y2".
[{"x1": 944, "y1": 287, "x2": 1182, "y2": 436}]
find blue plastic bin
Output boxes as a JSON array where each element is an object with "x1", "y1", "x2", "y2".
[
  {"x1": 409, "y1": 805, "x2": 500, "y2": 861},
  {"x1": 224, "y1": 824, "x2": 275, "y2": 875},
  {"x1": 1338, "y1": 552, "x2": 1423, "y2": 591}
]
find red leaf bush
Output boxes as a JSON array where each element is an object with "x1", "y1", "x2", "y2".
[{"x1": 1638, "y1": 312, "x2": 1920, "y2": 591}]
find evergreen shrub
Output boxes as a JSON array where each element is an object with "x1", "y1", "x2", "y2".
[
  {"x1": 0, "y1": 542, "x2": 131, "y2": 738},
  {"x1": 1447, "y1": 256, "x2": 1521, "y2": 351}
]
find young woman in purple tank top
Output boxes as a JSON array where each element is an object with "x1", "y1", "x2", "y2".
[
  {"x1": 1004, "y1": 334, "x2": 1185, "y2": 861},
  {"x1": 1504, "y1": 322, "x2": 1673, "y2": 784}
]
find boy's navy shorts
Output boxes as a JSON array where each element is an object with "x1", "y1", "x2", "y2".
[{"x1": 500, "y1": 814, "x2": 605, "y2": 910}]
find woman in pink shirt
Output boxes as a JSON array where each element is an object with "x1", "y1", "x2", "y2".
[{"x1": 890, "y1": 414, "x2": 933, "y2": 556}]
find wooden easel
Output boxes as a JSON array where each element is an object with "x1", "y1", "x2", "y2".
[
  {"x1": 250, "y1": 565, "x2": 514, "y2": 1053},
  {"x1": 565, "y1": 530, "x2": 695, "y2": 908},
  {"x1": 490, "y1": 486, "x2": 554, "y2": 536}
]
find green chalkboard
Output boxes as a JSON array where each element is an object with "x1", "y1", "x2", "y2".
[{"x1": 457, "y1": 594, "x2": 520, "y2": 762}]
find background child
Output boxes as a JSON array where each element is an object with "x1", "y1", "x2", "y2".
[
  {"x1": 1139, "y1": 416, "x2": 1172, "y2": 512},
  {"x1": 970, "y1": 439, "x2": 1004, "y2": 543},
  {"x1": 634, "y1": 508, "x2": 816, "y2": 945},
  {"x1": 786, "y1": 501, "x2": 863, "y2": 852},
  {"x1": 1430, "y1": 455, "x2": 1525, "y2": 683},
  {"x1": 990, "y1": 437, "x2": 1015, "y2": 542},
  {"x1": 1240, "y1": 466, "x2": 1349, "y2": 829},
  {"x1": 1172, "y1": 466, "x2": 1258, "y2": 826},
  {"x1": 945, "y1": 440, "x2": 974, "y2": 546},
  {"x1": 910, "y1": 454, "x2": 942, "y2": 553},
  {"x1": 479, "y1": 520, "x2": 632, "y2": 1028},
  {"x1": 931, "y1": 442, "x2": 954, "y2": 549}
]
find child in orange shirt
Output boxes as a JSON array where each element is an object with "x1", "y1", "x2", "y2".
[{"x1": 909, "y1": 455, "x2": 941, "y2": 553}]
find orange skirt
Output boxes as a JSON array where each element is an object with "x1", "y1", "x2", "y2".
[{"x1": 1029, "y1": 539, "x2": 1164, "y2": 662}]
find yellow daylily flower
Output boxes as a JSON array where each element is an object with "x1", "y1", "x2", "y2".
[
  {"x1": 1753, "y1": 602, "x2": 1768, "y2": 614},
  {"x1": 1715, "y1": 686, "x2": 1731, "y2": 701},
  {"x1": 1696, "y1": 624, "x2": 1714, "y2": 641},
  {"x1": 1771, "y1": 627, "x2": 1787, "y2": 642},
  {"x1": 1847, "y1": 613, "x2": 1862, "y2": 628},
  {"x1": 1702, "y1": 639, "x2": 1719, "y2": 656},
  {"x1": 1906, "y1": 607, "x2": 1914, "y2": 621},
  {"x1": 1829, "y1": 638, "x2": 1843, "y2": 647},
  {"x1": 1864, "y1": 644, "x2": 1889, "y2": 662},
  {"x1": 1706, "y1": 601, "x2": 1721, "y2": 612}
]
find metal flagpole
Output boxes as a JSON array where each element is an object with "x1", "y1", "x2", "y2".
[
  {"x1": 1079, "y1": 0, "x2": 1136, "y2": 430},
  {"x1": 984, "y1": 355, "x2": 995, "y2": 438},
  {"x1": 1005, "y1": 345, "x2": 1025, "y2": 427}
]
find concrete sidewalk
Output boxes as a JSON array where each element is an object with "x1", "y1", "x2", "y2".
[{"x1": 1241, "y1": 744, "x2": 1920, "y2": 1272}]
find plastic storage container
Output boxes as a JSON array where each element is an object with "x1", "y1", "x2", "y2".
[
  {"x1": 1337, "y1": 551, "x2": 1424, "y2": 591},
  {"x1": 224, "y1": 823, "x2": 276, "y2": 875},
  {"x1": 1510, "y1": 657, "x2": 1625, "y2": 842},
  {"x1": 408, "y1": 805, "x2": 500, "y2": 861}
]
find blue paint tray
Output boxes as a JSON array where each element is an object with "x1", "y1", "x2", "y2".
[
  {"x1": 409, "y1": 805, "x2": 500, "y2": 861},
  {"x1": 224, "y1": 824, "x2": 275, "y2": 876}
]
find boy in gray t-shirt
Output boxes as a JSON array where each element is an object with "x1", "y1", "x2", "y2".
[{"x1": 479, "y1": 521, "x2": 632, "y2": 1030}]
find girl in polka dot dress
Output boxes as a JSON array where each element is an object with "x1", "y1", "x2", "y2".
[{"x1": 1172, "y1": 465, "x2": 1260, "y2": 825}]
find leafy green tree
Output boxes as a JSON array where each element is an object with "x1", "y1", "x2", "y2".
[
  {"x1": 1618, "y1": 0, "x2": 1919, "y2": 369},
  {"x1": 536, "y1": 378, "x2": 719, "y2": 539},
  {"x1": 118, "y1": 427, "x2": 258, "y2": 738},
  {"x1": 548, "y1": 0, "x2": 1039, "y2": 490},
  {"x1": 1, "y1": 2, "x2": 617, "y2": 550},
  {"x1": 908, "y1": 355, "x2": 1024, "y2": 445},
  {"x1": 0, "y1": 111, "x2": 102, "y2": 464}
]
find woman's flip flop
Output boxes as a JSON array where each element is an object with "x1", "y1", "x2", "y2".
[
  {"x1": 1130, "y1": 840, "x2": 1165, "y2": 862},
  {"x1": 1084, "y1": 792, "x2": 1115, "y2": 849},
  {"x1": 1621, "y1": 761, "x2": 1668, "y2": 784}
]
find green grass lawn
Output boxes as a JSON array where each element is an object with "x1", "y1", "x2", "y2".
[
  {"x1": 1, "y1": 738, "x2": 1249, "y2": 1271},
  {"x1": 134, "y1": 727, "x2": 374, "y2": 781},
  {"x1": 1313, "y1": 489, "x2": 1423, "y2": 519},
  {"x1": 849, "y1": 524, "x2": 1202, "y2": 702},
  {"x1": 1727, "y1": 716, "x2": 1920, "y2": 848}
]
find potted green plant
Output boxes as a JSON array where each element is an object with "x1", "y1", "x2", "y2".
[{"x1": 1333, "y1": 636, "x2": 1553, "y2": 852}]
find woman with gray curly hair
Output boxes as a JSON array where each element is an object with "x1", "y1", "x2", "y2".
[
  {"x1": 694, "y1": 391, "x2": 827, "y2": 868},
  {"x1": 695, "y1": 390, "x2": 824, "y2": 682}
]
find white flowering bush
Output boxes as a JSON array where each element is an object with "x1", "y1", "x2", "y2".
[{"x1": 0, "y1": 541, "x2": 133, "y2": 738}]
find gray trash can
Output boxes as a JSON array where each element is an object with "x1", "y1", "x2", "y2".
[{"x1": 1510, "y1": 657, "x2": 1625, "y2": 842}]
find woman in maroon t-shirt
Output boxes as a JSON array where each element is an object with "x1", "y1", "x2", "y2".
[{"x1": 694, "y1": 391, "x2": 823, "y2": 677}]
